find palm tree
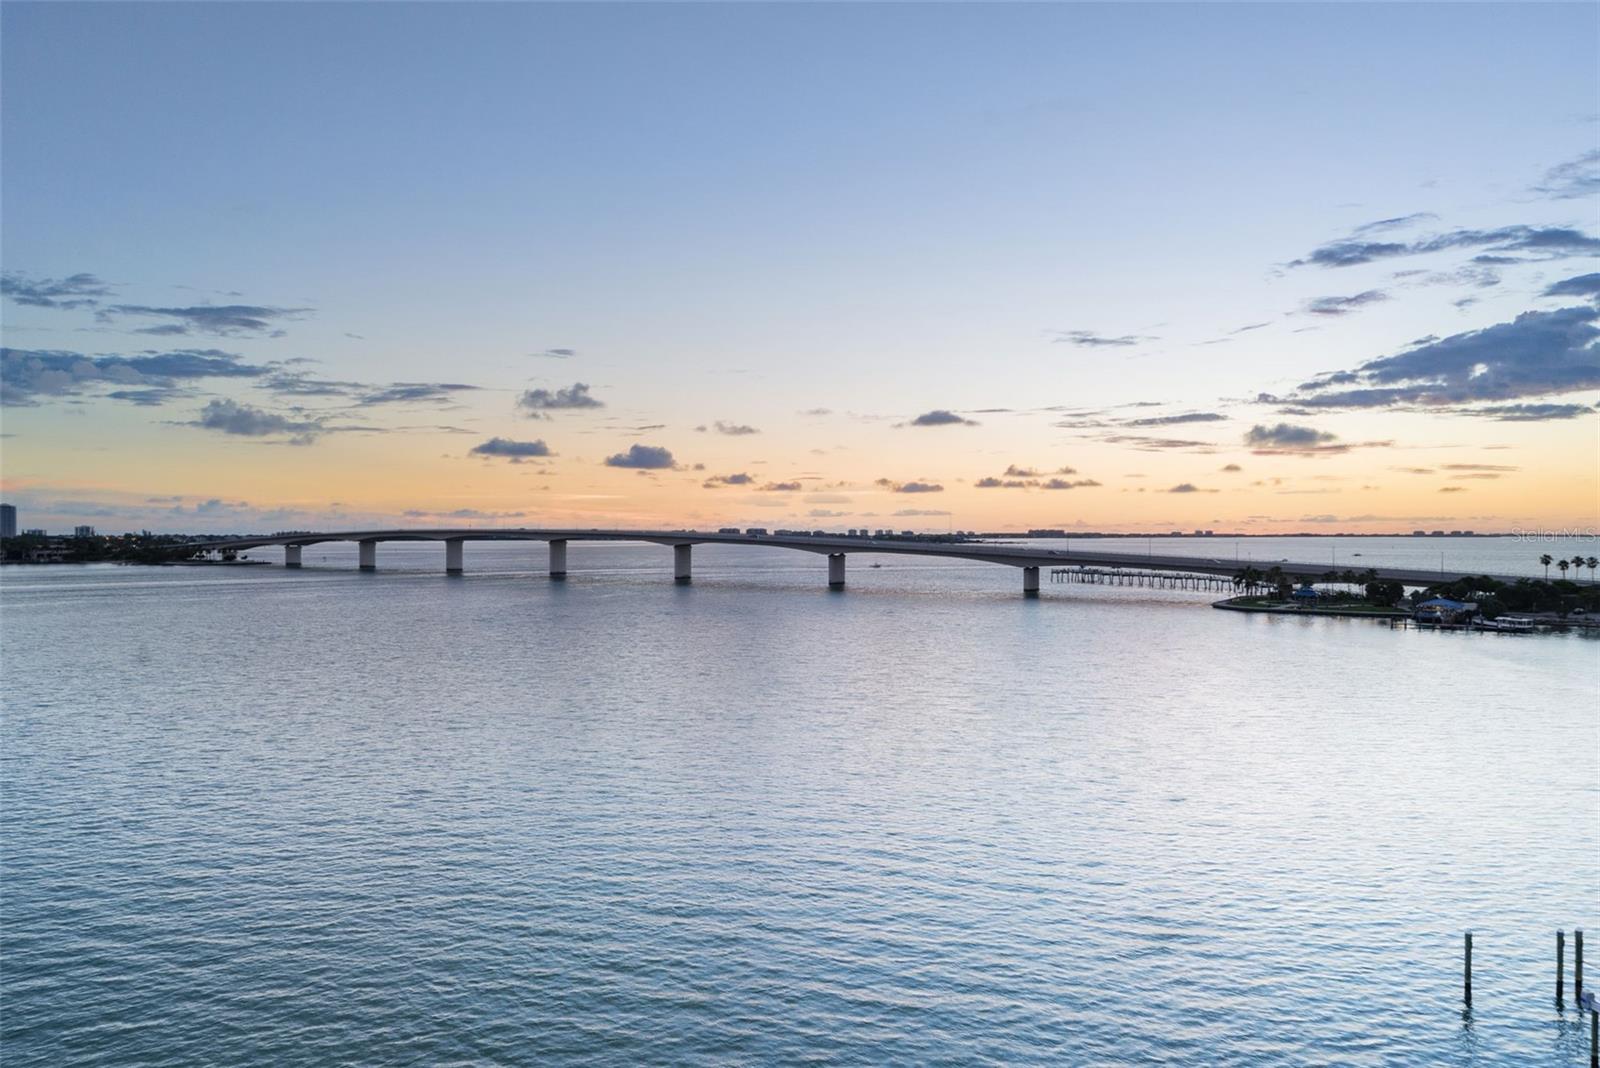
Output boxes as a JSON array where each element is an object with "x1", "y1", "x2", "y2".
[
  {"x1": 1573, "y1": 556, "x2": 1587, "y2": 581},
  {"x1": 1558, "y1": 559, "x2": 1570, "y2": 581},
  {"x1": 1588, "y1": 556, "x2": 1598, "y2": 584},
  {"x1": 1541, "y1": 553, "x2": 1553, "y2": 580}
]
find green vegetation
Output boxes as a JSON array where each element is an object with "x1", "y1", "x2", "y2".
[
  {"x1": 0, "y1": 532, "x2": 204, "y2": 565},
  {"x1": 1418, "y1": 572, "x2": 1600, "y2": 619}
]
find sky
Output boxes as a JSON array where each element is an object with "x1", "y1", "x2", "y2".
[{"x1": 2, "y1": 1, "x2": 1597, "y2": 535}]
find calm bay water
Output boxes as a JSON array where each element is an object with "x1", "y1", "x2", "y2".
[{"x1": 3, "y1": 538, "x2": 1597, "y2": 1066}]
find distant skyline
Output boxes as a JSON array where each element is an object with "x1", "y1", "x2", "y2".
[{"x1": 2, "y1": 2, "x2": 1597, "y2": 534}]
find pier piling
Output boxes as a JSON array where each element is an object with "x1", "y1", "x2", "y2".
[
  {"x1": 1579, "y1": 929, "x2": 1585, "y2": 1005},
  {"x1": 1561, "y1": 931, "x2": 1567, "y2": 1004},
  {"x1": 1464, "y1": 931, "x2": 1472, "y2": 1006}
]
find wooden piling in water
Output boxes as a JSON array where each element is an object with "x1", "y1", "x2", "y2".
[
  {"x1": 1561, "y1": 930, "x2": 1567, "y2": 1004},
  {"x1": 1589, "y1": 1006, "x2": 1597, "y2": 1068},
  {"x1": 1465, "y1": 931, "x2": 1472, "y2": 1005},
  {"x1": 1578, "y1": 928, "x2": 1585, "y2": 1005}
]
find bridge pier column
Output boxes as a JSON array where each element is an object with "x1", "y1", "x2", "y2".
[
  {"x1": 674, "y1": 543, "x2": 692, "y2": 584},
  {"x1": 285, "y1": 544, "x2": 302, "y2": 568},
  {"x1": 549, "y1": 539, "x2": 567, "y2": 579},
  {"x1": 1023, "y1": 566, "x2": 1040, "y2": 597},
  {"x1": 828, "y1": 553, "x2": 845, "y2": 590},
  {"x1": 358, "y1": 540, "x2": 377, "y2": 571},
  {"x1": 445, "y1": 538, "x2": 464, "y2": 575}
]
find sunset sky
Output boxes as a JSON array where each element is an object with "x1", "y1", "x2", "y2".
[{"x1": 2, "y1": 2, "x2": 1597, "y2": 534}]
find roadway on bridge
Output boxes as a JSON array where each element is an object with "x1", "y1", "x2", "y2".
[{"x1": 193, "y1": 528, "x2": 1516, "y2": 587}]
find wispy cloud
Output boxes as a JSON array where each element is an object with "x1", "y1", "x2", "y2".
[
  {"x1": 0, "y1": 271, "x2": 112, "y2": 310},
  {"x1": 403, "y1": 507, "x2": 530, "y2": 520},
  {"x1": 358, "y1": 382, "x2": 479, "y2": 406},
  {"x1": 1457, "y1": 402, "x2": 1597, "y2": 421},
  {"x1": 2, "y1": 346, "x2": 263, "y2": 407},
  {"x1": 1121, "y1": 411, "x2": 1227, "y2": 427},
  {"x1": 1304, "y1": 290, "x2": 1389, "y2": 316},
  {"x1": 1276, "y1": 305, "x2": 1600, "y2": 411},
  {"x1": 98, "y1": 303, "x2": 310, "y2": 338},
  {"x1": 1543, "y1": 272, "x2": 1600, "y2": 298},
  {"x1": 1533, "y1": 150, "x2": 1600, "y2": 200},
  {"x1": 1350, "y1": 212, "x2": 1438, "y2": 235},
  {"x1": 697, "y1": 420, "x2": 759, "y2": 435},
  {"x1": 1290, "y1": 224, "x2": 1600, "y2": 269},
  {"x1": 1053, "y1": 330, "x2": 1156, "y2": 347},
  {"x1": 702, "y1": 472, "x2": 754, "y2": 487}
]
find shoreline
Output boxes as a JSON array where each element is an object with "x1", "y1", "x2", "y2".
[{"x1": 1212, "y1": 598, "x2": 1409, "y2": 619}]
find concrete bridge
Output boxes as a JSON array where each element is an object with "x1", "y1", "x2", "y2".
[{"x1": 189, "y1": 528, "x2": 1507, "y2": 595}]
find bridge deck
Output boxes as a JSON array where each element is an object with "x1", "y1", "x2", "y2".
[{"x1": 189, "y1": 528, "x2": 1516, "y2": 587}]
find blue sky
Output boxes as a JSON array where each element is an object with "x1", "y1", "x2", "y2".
[{"x1": 2, "y1": 2, "x2": 1597, "y2": 533}]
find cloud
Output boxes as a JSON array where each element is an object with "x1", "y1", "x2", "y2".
[
  {"x1": 261, "y1": 370, "x2": 363, "y2": 397},
  {"x1": 976, "y1": 477, "x2": 1032, "y2": 488},
  {"x1": 807, "y1": 508, "x2": 850, "y2": 518},
  {"x1": 403, "y1": 508, "x2": 529, "y2": 519},
  {"x1": 1042, "y1": 477, "x2": 1101, "y2": 490},
  {"x1": 531, "y1": 348, "x2": 576, "y2": 359},
  {"x1": 1459, "y1": 402, "x2": 1597, "y2": 421},
  {"x1": 359, "y1": 382, "x2": 479, "y2": 406},
  {"x1": 1351, "y1": 212, "x2": 1438, "y2": 235},
  {"x1": 604, "y1": 443, "x2": 676, "y2": 469},
  {"x1": 1440, "y1": 463, "x2": 1517, "y2": 472},
  {"x1": 1121, "y1": 412, "x2": 1227, "y2": 427},
  {"x1": 1, "y1": 271, "x2": 112, "y2": 310},
  {"x1": 799, "y1": 407, "x2": 833, "y2": 416},
  {"x1": 470, "y1": 437, "x2": 552, "y2": 459},
  {"x1": 758, "y1": 481, "x2": 803, "y2": 492},
  {"x1": 1243, "y1": 423, "x2": 1337, "y2": 449},
  {"x1": 876, "y1": 478, "x2": 944, "y2": 493},
  {"x1": 1, "y1": 346, "x2": 265, "y2": 406},
  {"x1": 1438, "y1": 486, "x2": 1467, "y2": 493},
  {"x1": 702, "y1": 472, "x2": 754, "y2": 487},
  {"x1": 193, "y1": 398, "x2": 321, "y2": 438},
  {"x1": 908, "y1": 409, "x2": 977, "y2": 427},
  {"x1": 518, "y1": 382, "x2": 603, "y2": 412},
  {"x1": 708, "y1": 420, "x2": 759, "y2": 435},
  {"x1": 1284, "y1": 305, "x2": 1600, "y2": 410},
  {"x1": 1221, "y1": 463, "x2": 1243, "y2": 472},
  {"x1": 1533, "y1": 150, "x2": 1600, "y2": 200},
  {"x1": 98, "y1": 303, "x2": 309, "y2": 337},
  {"x1": 1304, "y1": 290, "x2": 1389, "y2": 316},
  {"x1": 1054, "y1": 330, "x2": 1155, "y2": 347},
  {"x1": 892, "y1": 508, "x2": 950, "y2": 517},
  {"x1": 1290, "y1": 224, "x2": 1600, "y2": 269},
  {"x1": 1000, "y1": 465, "x2": 1077, "y2": 477},
  {"x1": 1094, "y1": 434, "x2": 1217, "y2": 452},
  {"x1": 1543, "y1": 273, "x2": 1600, "y2": 299},
  {"x1": 1167, "y1": 483, "x2": 1204, "y2": 493}
]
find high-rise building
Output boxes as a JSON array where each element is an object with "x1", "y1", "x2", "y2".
[
  {"x1": 0, "y1": 503, "x2": 16, "y2": 538},
  {"x1": 74, "y1": 525, "x2": 96, "y2": 538}
]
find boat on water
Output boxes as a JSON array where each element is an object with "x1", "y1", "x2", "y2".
[{"x1": 1477, "y1": 616, "x2": 1535, "y2": 633}]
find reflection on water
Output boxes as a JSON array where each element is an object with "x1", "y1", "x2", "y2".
[{"x1": 2, "y1": 542, "x2": 1596, "y2": 1066}]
